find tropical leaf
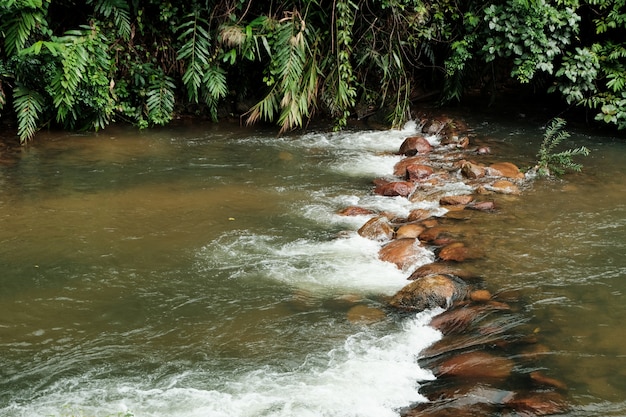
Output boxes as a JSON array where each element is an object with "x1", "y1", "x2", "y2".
[
  {"x1": 13, "y1": 84, "x2": 44, "y2": 143},
  {"x1": 146, "y1": 74, "x2": 176, "y2": 126},
  {"x1": 176, "y1": 13, "x2": 213, "y2": 103},
  {"x1": 88, "y1": 0, "x2": 132, "y2": 41}
]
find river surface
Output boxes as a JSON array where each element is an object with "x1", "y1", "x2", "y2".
[{"x1": 0, "y1": 116, "x2": 625, "y2": 417}]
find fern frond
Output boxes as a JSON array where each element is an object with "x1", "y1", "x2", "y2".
[
  {"x1": 176, "y1": 13, "x2": 213, "y2": 103},
  {"x1": 3, "y1": 8, "x2": 43, "y2": 56},
  {"x1": 202, "y1": 64, "x2": 228, "y2": 121},
  {"x1": 89, "y1": 0, "x2": 132, "y2": 41},
  {"x1": 13, "y1": 84, "x2": 44, "y2": 143},
  {"x1": 146, "y1": 74, "x2": 176, "y2": 126}
]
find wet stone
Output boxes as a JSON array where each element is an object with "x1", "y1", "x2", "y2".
[
  {"x1": 399, "y1": 135, "x2": 432, "y2": 156},
  {"x1": 338, "y1": 206, "x2": 375, "y2": 216},
  {"x1": 395, "y1": 224, "x2": 426, "y2": 239},
  {"x1": 388, "y1": 274, "x2": 469, "y2": 312},
  {"x1": 378, "y1": 238, "x2": 423, "y2": 270},
  {"x1": 358, "y1": 215, "x2": 394, "y2": 241}
]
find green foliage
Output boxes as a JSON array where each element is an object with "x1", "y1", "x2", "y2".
[
  {"x1": 3, "y1": 0, "x2": 626, "y2": 142},
  {"x1": 326, "y1": 0, "x2": 357, "y2": 130},
  {"x1": 482, "y1": 0, "x2": 580, "y2": 83},
  {"x1": 146, "y1": 73, "x2": 176, "y2": 125},
  {"x1": 534, "y1": 118, "x2": 590, "y2": 177},
  {"x1": 247, "y1": 12, "x2": 320, "y2": 133},
  {"x1": 13, "y1": 83, "x2": 44, "y2": 143}
]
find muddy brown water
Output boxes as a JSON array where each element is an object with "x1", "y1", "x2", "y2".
[{"x1": 1, "y1": 118, "x2": 625, "y2": 416}]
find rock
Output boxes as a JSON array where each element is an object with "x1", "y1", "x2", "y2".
[
  {"x1": 466, "y1": 201, "x2": 496, "y2": 211},
  {"x1": 476, "y1": 146, "x2": 491, "y2": 155},
  {"x1": 374, "y1": 181, "x2": 415, "y2": 197},
  {"x1": 358, "y1": 215, "x2": 394, "y2": 241},
  {"x1": 388, "y1": 274, "x2": 469, "y2": 312},
  {"x1": 338, "y1": 206, "x2": 374, "y2": 216},
  {"x1": 506, "y1": 391, "x2": 569, "y2": 416},
  {"x1": 470, "y1": 289, "x2": 492, "y2": 302},
  {"x1": 435, "y1": 351, "x2": 514, "y2": 379},
  {"x1": 408, "y1": 263, "x2": 475, "y2": 280},
  {"x1": 379, "y1": 238, "x2": 424, "y2": 270},
  {"x1": 489, "y1": 180, "x2": 521, "y2": 195},
  {"x1": 394, "y1": 156, "x2": 429, "y2": 176},
  {"x1": 399, "y1": 136, "x2": 432, "y2": 156},
  {"x1": 395, "y1": 224, "x2": 426, "y2": 239},
  {"x1": 418, "y1": 226, "x2": 444, "y2": 243},
  {"x1": 406, "y1": 164, "x2": 434, "y2": 181},
  {"x1": 529, "y1": 371, "x2": 568, "y2": 390},
  {"x1": 438, "y1": 242, "x2": 482, "y2": 262},
  {"x1": 460, "y1": 161, "x2": 486, "y2": 179},
  {"x1": 422, "y1": 117, "x2": 450, "y2": 135},
  {"x1": 487, "y1": 162, "x2": 525, "y2": 179},
  {"x1": 440, "y1": 194, "x2": 474, "y2": 206},
  {"x1": 346, "y1": 304, "x2": 386, "y2": 324},
  {"x1": 429, "y1": 305, "x2": 483, "y2": 335},
  {"x1": 407, "y1": 208, "x2": 432, "y2": 222}
]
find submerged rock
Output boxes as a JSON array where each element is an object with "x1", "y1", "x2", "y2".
[
  {"x1": 438, "y1": 242, "x2": 483, "y2": 262},
  {"x1": 505, "y1": 391, "x2": 570, "y2": 416},
  {"x1": 487, "y1": 162, "x2": 525, "y2": 179},
  {"x1": 338, "y1": 206, "x2": 374, "y2": 216},
  {"x1": 395, "y1": 224, "x2": 426, "y2": 239},
  {"x1": 388, "y1": 274, "x2": 469, "y2": 312},
  {"x1": 489, "y1": 180, "x2": 521, "y2": 195},
  {"x1": 435, "y1": 350, "x2": 514, "y2": 379},
  {"x1": 346, "y1": 304, "x2": 386, "y2": 324}
]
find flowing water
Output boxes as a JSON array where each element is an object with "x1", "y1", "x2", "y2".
[{"x1": 0, "y1": 117, "x2": 625, "y2": 417}]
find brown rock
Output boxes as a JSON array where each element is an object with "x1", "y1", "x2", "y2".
[
  {"x1": 395, "y1": 224, "x2": 425, "y2": 239},
  {"x1": 406, "y1": 164, "x2": 434, "y2": 181},
  {"x1": 487, "y1": 162, "x2": 525, "y2": 179},
  {"x1": 439, "y1": 242, "x2": 472, "y2": 262},
  {"x1": 388, "y1": 274, "x2": 469, "y2": 312},
  {"x1": 338, "y1": 206, "x2": 374, "y2": 216},
  {"x1": 418, "y1": 226, "x2": 445, "y2": 243},
  {"x1": 407, "y1": 208, "x2": 431, "y2": 222},
  {"x1": 374, "y1": 181, "x2": 415, "y2": 197},
  {"x1": 490, "y1": 180, "x2": 521, "y2": 195},
  {"x1": 466, "y1": 201, "x2": 496, "y2": 211},
  {"x1": 529, "y1": 371, "x2": 568, "y2": 390},
  {"x1": 470, "y1": 289, "x2": 492, "y2": 302},
  {"x1": 358, "y1": 216, "x2": 394, "y2": 241},
  {"x1": 408, "y1": 263, "x2": 475, "y2": 280},
  {"x1": 394, "y1": 156, "x2": 428, "y2": 176},
  {"x1": 346, "y1": 305, "x2": 386, "y2": 324},
  {"x1": 379, "y1": 238, "x2": 423, "y2": 270},
  {"x1": 399, "y1": 136, "x2": 432, "y2": 156},
  {"x1": 506, "y1": 391, "x2": 569, "y2": 416},
  {"x1": 460, "y1": 161, "x2": 486, "y2": 179},
  {"x1": 440, "y1": 194, "x2": 474, "y2": 206},
  {"x1": 436, "y1": 351, "x2": 514, "y2": 379},
  {"x1": 429, "y1": 306, "x2": 482, "y2": 334}
]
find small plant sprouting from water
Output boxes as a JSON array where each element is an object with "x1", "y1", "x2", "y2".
[{"x1": 533, "y1": 118, "x2": 590, "y2": 177}]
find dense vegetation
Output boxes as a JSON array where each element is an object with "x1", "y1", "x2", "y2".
[{"x1": 1, "y1": 0, "x2": 625, "y2": 143}]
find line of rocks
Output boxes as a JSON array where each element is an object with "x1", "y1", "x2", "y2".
[{"x1": 339, "y1": 116, "x2": 570, "y2": 416}]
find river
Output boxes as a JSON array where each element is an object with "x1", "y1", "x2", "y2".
[{"x1": 0, "y1": 116, "x2": 625, "y2": 417}]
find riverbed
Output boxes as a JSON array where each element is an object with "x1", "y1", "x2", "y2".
[{"x1": 1, "y1": 116, "x2": 625, "y2": 416}]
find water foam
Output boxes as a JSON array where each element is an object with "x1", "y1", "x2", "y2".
[{"x1": 4, "y1": 310, "x2": 441, "y2": 417}]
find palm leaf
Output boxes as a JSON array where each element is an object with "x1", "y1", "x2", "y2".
[{"x1": 13, "y1": 84, "x2": 44, "y2": 143}]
